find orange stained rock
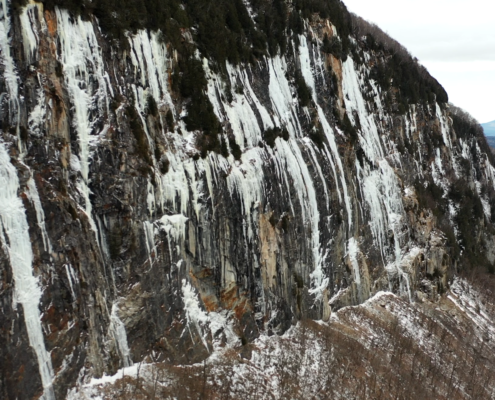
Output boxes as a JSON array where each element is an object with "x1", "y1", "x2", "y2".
[{"x1": 45, "y1": 10, "x2": 57, "y2": 37}]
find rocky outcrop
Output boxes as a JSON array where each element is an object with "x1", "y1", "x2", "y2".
[
  {"x1": 72, "y1": 276, "x2": 495, "y2": 400},
  {"x1": 1, "y1": 1, "x2": 495, "y2": 398}
]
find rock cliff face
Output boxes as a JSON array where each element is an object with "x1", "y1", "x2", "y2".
[{"x1": 1, "y1": 1, "x2": 495, "y2": 398}]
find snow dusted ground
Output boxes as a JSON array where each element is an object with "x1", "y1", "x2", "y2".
[{"x1": 68, "y1": 276, "x2": 495, "y2": 400}]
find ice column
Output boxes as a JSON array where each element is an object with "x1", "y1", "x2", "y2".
[
  {"x1": 27, "y1": 178, "x2": 52, "y2": 253},
  {"x1": 0, "y1": 144, "x2": 55, "y2": 400},
  {"x1": 0, "y1": 0, "x2": 20, "y2": 128},
  {"x1": 19, "y1": 3, "x2": 41, "y2": 64},
  {"x1": 56, "y1": 9, "x2": 108, "y2": 237},
  {"x1": 109, "y1": 303, "x2": 133, "y2": 367},
  {"x1": 298, "y1": 35, "x2": 353, "y2": 228},
  {"x1": 341, "y1": 56, "x2": 413, "y2": 299}
]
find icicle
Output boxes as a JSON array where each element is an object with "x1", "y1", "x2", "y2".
[
  {"x1": 356, "y1": 158, "x2": 410, "y2": 300},
  {"x1": 267, "y1": 56, "x2": 303, "y2": 138},
  {"x1": 204, "y1": 62, "x2": 266, "y2": 150},
  {"x1": 0, "y1": 143, "x2": 55, "y2": 400}
]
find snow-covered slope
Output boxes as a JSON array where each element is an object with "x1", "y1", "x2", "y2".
[{"x1": 69, "y1": 276, "x2": 495, "y2": 399}]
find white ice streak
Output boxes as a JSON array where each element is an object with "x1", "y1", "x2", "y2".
[
  {"x1": 226, "y1": 149, "x2": 265, "y2": 241},
  {"x1": 154, "y1": 151, "x2": 215, "y2": 225},
  {"x1": 0, "y1": 0, "x2": 20, "y2": 127},
  {"x1": 481, "y1": 158, "x2": 495, "y2": 219},
  {"x1": 268, "y1": 56, "x2": 302, "y2": 138},
  {"x1": 109, "y1": 303, "x2": 133, "y2": 367},
  {"x1": 28, "y1": 84, "x2": 46, "y2": 138},
  {"x1": 158, "y1": 214, "x2": 188, "y2": 255},
  {"x1": 347, "y1": 237, "x2": 361, "y2": 286},
  {"x1": 204, "y1": 56, "x2": 327, "y2": 298},
  {"x1": 19, "y1": 3, "x2": 42, "y2": 63},
  {"x1": 69, "y1": 154, "x2": 81, "y2": 172},
  {"x1": 26, "y1": 177, "x2": 52, "y2": 253},
  {"x1": 0, "y1": 144, "x2": 55, "y2": 400},
  {"x1": 181, "y1": 279, "x2": 240, "y2": 353},
  {"x1": 436, "y1": 103, "x2": 453, "y2": 151},
  {"x1": 143, "y1": 221, "x2": 156, "y2": 267},
  {"x1": 64, "y1": 263, "x2": 78, "y2": 301},
  {"x1": 357, "y1": 159, "x2": 411, "y2": 299},
  {"x1": 205, "y1": 62, "x2": 266, "y2": 150},
  {"x1": 304, "y1": 138, "x2": 330, "y2": 211},
  {"x1": 268, "y1": 54, "x2": 330, "y2": 300},
  {"x1": 277, "y1": 139, "x2": 327, "y2": 299},
  {"x1": 299, "y1": 36, "x2": 352, "y2": 225},
  {"x1": 181, "y1": 279, "x2": 210, "y2": 350},
  {"x1": 342, "y1": 57, "x2": 384, "y2": 161},
  {"x1": 342, "y1": 57, "x2": 411, "y2": 299},
  {"x1": 128, "y1": 30, "x2": 174, "y2": 111},
  {"x1": 203, "y1": 61, "x2": 270, "y2": 241},
  {"x1": 56, "y1": 8, "x2": 108, "y2": 236}
]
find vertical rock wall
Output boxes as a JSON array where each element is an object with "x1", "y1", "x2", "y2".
[{"x1": 1, "y1": 2, "x2": 494, "y2": 398}]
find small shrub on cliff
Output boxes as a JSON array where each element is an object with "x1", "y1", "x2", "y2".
[
  {"x1": 308, "y1": 125, "x2": 326, "y2": 149},
  {"x1": 228, "y1": 135, "x2": 242, "y2": 160},
  {"x1": 452, "y1": 180, "x2": 483, "y2": 239},
  {"x1": 159, "y1": 156, "x2": 170, "y2": 175},
  {"x1": 183, "y1": 96, "x2": 221, "y2": 135},
  {"x1": 10, "y1": 0, "x2": 29, "y2": 12},
  {"x1": 294, "y1": 70, "x2": 312, "y2": 108},
  {"x1": 196, "y1": 132, "x2": 221, "y2": 159},
  {"x1": 340, "y1": 113, "x2": 358, "y2": 145},
  {"x1": 219, "y1": 135, "x2": 229, "y2": 158},
  {"x1": 252, "y1": 0, "x2": 288, "y2": 56},
  {"x1": 173, "y1": 55, "x2": 223, "y2": 149},
  {"x1": 145, "y1": 94, "x2": 158, "y2": 117},
  {"x1": 288, "y1": 10, "x2": 304, "y2": 37},
  {"x1": 263, "y1": 127, "x2": 289, "y2": 148},
  {"x1": 165, "y1": 109, "x2": 174, "y2": 131},
  {"x1": 293, "y1": 0, "x2": 352, "y2": 59},
  {"x1": 450, "y1": 105, "x2": 483, "y2": 140},
  {"x1": 414, "y1": 179, "x2": 447, "y2": 218},
  {"x1": 321, "y1": 34, "x2": 343, "y2": 59}
]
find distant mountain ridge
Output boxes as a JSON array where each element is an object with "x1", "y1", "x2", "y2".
[{"x1": 482, "y1": 120, "x2": 495, "y2": 136}]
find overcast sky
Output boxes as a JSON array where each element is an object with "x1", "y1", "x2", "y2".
[{"x1": 342, "y1": 0, "x2": 495, "y2": 123}]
